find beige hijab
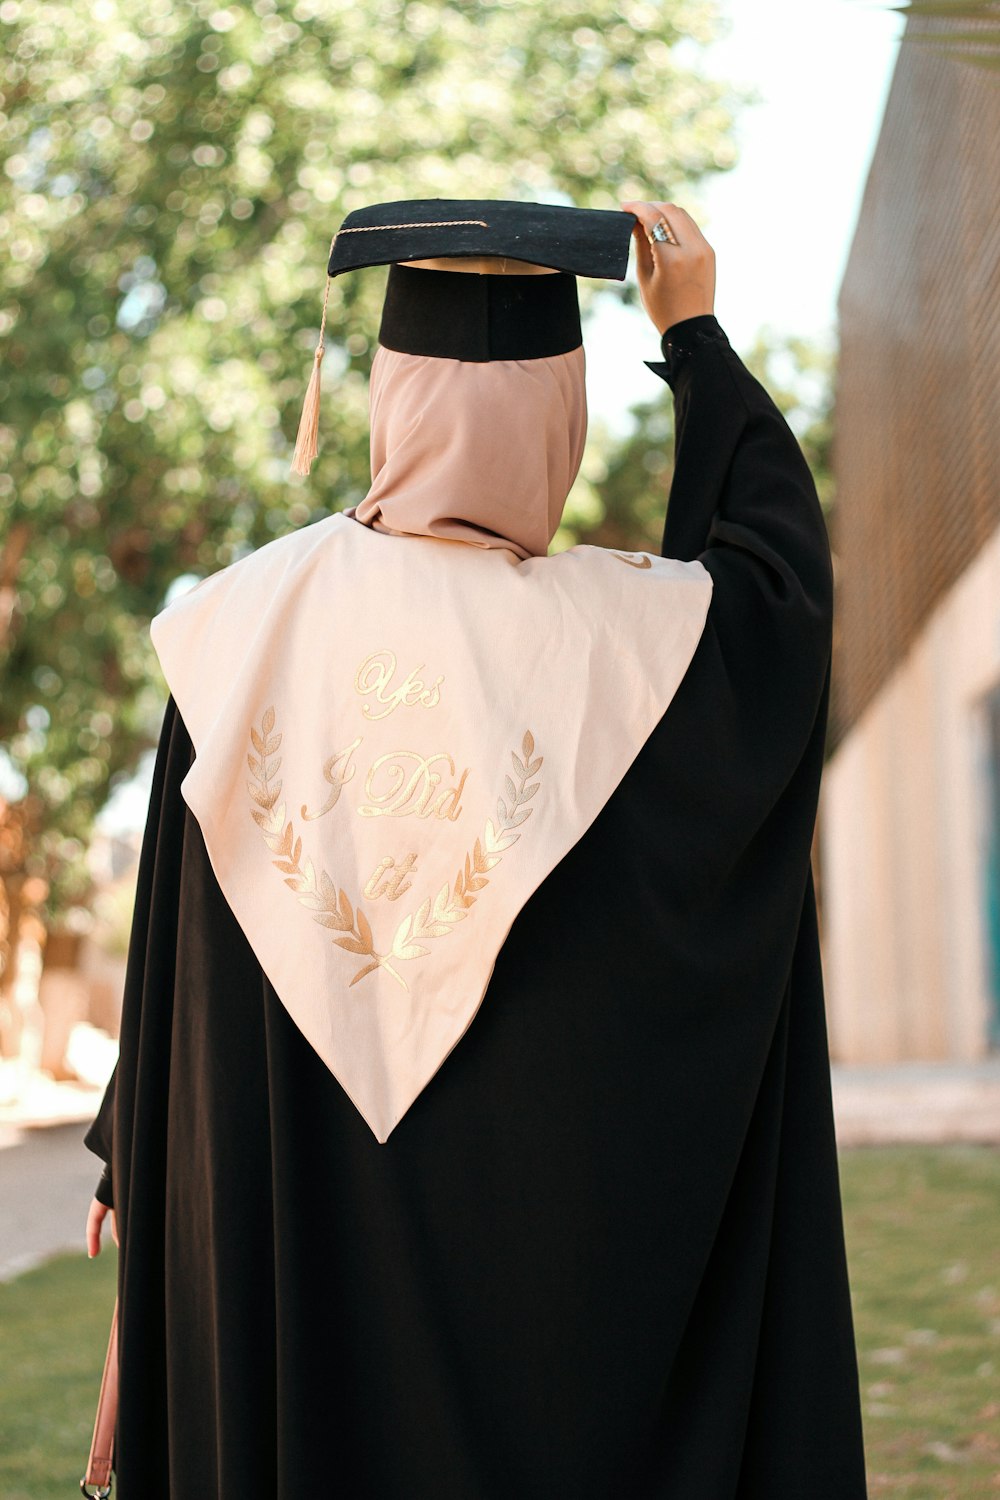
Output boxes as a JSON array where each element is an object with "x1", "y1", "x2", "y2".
[
  {"x1": 348, "y1": 342, "x2": 587, "y2": 559},
  {"x1": 150, "y1": 328, "x2": 713, "y2": 1142}
]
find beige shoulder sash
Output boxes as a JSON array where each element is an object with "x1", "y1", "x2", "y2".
[{"x1": 150, "y1": 514, "x2": 712, "y2": 1141}]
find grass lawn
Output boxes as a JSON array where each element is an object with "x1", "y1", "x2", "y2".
[
  {"x1": 1, "y1": 1145, "x2": 998, "y2": 1497},
  {"x1": 0, "y1": 1243, "x2": 118, "y2": 1500},
  {"x1": 839, "y1": 1145, "x2": 1000, "y2": 1499}
]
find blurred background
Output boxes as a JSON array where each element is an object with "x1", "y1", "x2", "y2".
[{"x1": 1, "y1": 1, "x2": 998, "y2": 1494}]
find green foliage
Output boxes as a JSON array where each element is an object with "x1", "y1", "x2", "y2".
[
  {"x1": 560, "y1": 324, "x2": 836, "y2": 555},
  {"x1": 0, "y1": 0, "x2": 749, "y2": 923},
  {"x1": 890, "y1": 0, "x2": 1000, "y2": 72},
  {"x1": 561, "y1": 399, "x2": 675, "y2": 553},
  {"x1": 739, "y1": 325, "x2": 836, "y2": 514}
]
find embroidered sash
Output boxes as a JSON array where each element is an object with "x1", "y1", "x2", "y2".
[{"x1": 150, "y1": 513, "x2": 713, "y2": 1141}]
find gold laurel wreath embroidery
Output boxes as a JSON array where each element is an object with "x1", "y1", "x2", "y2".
[
  {"x1": 387, "y1": 729, "x2": 543, "y2": 969},
  {"x1": 246, "y1": 707, "x2": 543, "y2": 992},
  {"x1": 245, "y1": 707, "x2": 398, "y2": 984}
]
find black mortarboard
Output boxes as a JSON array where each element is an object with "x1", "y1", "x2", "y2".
[
  {"x1": 327, "y1": 198, "x2": 634, "y2": 280},
  {"x1": 290, "y1": 198, "x2": 637, "y2": 477}
]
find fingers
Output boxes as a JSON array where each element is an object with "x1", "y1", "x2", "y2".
[
  {"x1": 620, "y1": 201, "x2": 689, "y2": 293},
  {"x1": 620, "y1": 201, "x2": 714, "y2": 264},
  {"x1": 620, "y1": 200, "x2": 684, "y2": 251},
  {"x1": 87, "y1": 1198, "x2": 103, "y2": 1257},
  {"x1": 622, "y1": 210, "x2": 654, "y2": 282},
  {"x1": 621, "y1": 200, "x2": 702, "y2": 232},
  {"x1": 618, "y1": 198, "x2": 716, "y2": 335},
  {"x1": 621, "y1": 199, "x2": 674, "y2": 234}
]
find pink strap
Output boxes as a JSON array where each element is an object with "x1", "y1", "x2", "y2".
[{"x1": 81, "y1": 1295, "x2": 118, "y2": 1495}]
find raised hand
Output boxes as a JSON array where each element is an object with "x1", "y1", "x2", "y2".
[{"x1": 619, "y1": 199, "x2": 716, "y2": 335}]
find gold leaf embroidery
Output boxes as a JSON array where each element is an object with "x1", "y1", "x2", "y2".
[
  {"x1": 611, "y1": 550, "x2": 652, "y2": 569},
  {"x1": 385, "y1": 727, "x2": 543, "y2": 971},
  {"x1": 247, "y1": 709, "x2": 543, "y2": 992},
  {"x1": 246, "y1": 708, "x2": 407, "y2": 990}
]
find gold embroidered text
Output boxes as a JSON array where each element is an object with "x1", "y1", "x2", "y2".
[
  {"x1": 247, "y1": 710, "x2": 544, "y2": 992},
  {"x1": 300, "y1": 736, "x2": 362, "y2": 821},
  {"x1": 358, "y1": 750, "x2": 469, "y2": 821},
  {"x1": 363, "y1": 853, "x2": 419, "y2": 901},
  {"x1": 354, "y1": 650, "x2": 444, "y2": 720}
]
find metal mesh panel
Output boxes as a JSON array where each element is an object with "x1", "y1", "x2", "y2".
[{"x1": 829, "y1": 15, "x2": 1000, "y2": 747}]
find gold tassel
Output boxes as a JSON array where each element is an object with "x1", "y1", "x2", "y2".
[
  {"x1": 289, "y1": 342, "x2": 325, "y2": 476},
  {"x1": 289, "y1": 242, "x2": 338, "y2": 478},
  {"x1": 288, "y1": 218, "x2": 491, "y2": 477}
]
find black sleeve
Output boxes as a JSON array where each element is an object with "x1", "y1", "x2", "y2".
[
  {"x1": 94, "y1": 1161, "x2": 115, "y2": 1209},
  {"x1": 80, "y1": 692, "x2": 187, "y2": 1215},
  {"x1": 84, "y1": 1056, "x2": 118, "y2": 1209},
  {"x1": 644, "y1": 313, "x2": 834, "y2": 859}
]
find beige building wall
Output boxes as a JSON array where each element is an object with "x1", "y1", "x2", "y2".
[
  {"x1": 820, "y1": 522, "x2": 1000, "y2": 1063},
  {"x1": 821, "y1": 15, "x2": 1000, "y2": 1064}
]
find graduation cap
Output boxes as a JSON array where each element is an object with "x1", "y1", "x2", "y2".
[{"x1": 290, "y1": 198, "x2": 637, "y2": 476}]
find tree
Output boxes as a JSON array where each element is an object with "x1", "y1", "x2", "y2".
[
  {"x1": 890, "y1": 0, "x2": 1000, "y2": 73},
  {"x1": 0, "y1": 0, "x2": 751, "y2": 1015}
]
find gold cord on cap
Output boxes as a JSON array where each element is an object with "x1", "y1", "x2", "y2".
[{"x1": 289, "y1": 219, "x2": 490, "y2": 477}]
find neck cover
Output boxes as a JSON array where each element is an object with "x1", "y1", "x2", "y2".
[{"x1": 347, "y1": 342, "x2": 588, "y2": 560}]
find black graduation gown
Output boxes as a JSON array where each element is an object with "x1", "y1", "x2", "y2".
[{"x1": 84, "y1": 314, "x2": 868, "y2": 1499}]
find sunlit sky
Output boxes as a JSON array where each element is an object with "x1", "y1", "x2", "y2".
[
  {"x1": 587, "y1": 0, "x2": 905, "y2": 428},
  {"x1": 96, "y1": 0, "x2": 905, "y2": 836}
]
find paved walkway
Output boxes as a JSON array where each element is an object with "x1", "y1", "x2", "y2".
[
  {"x1": 0, "y1": 1118, "x2": 107, "y2": 1282},
  {"x1": 2, "y1": 1051, "x2": 998, "y2": 1283},
  {"x1": 0, "y1": 1047, "x2": 113, "y2": 1282},
  {"x1": 830, "y1": 1058, "x2": 1000, "y2": 1146}
]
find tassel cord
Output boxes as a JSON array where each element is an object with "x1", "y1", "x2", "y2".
[
  {"x1": 289, "y1": 217, "x2": 490, "y2": 477},
  {"x1": 289, "y1": 227, "x2": 339, "y2": 477}
]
